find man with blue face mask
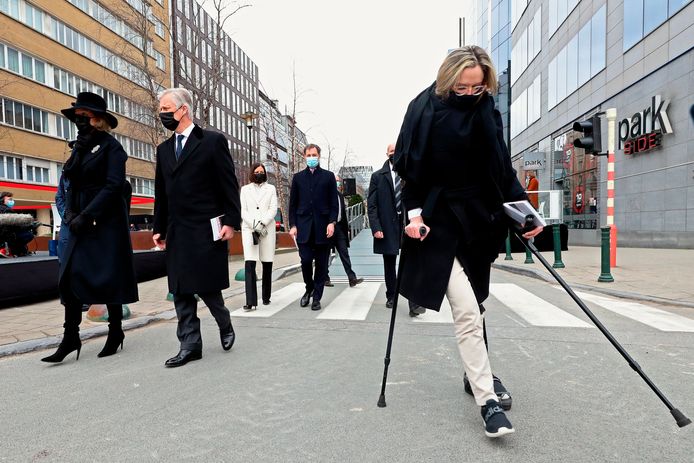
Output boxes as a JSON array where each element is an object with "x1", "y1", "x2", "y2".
[
  {"x1": 0, "y1": 191, "x2": 34, "y2": 257},
  {"x1": 288, "y1": 144, "x2": 339, "y2": 310}
]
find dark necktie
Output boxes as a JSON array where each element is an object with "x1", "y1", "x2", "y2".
[
  {"x1": 175, "y1": 134, "x2": 184, "y2": 161},
  {"x1": 393, "y1": 171, "x2": 402, "y2": 212}
]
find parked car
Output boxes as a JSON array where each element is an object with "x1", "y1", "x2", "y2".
[{"x1": 275, "y1": 208, "x2": 285, "y2": 232}]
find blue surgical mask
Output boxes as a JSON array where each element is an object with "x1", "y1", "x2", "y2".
[
  {"x1": 336, "y1": 181, "x2": 342, "y2": 188},
  {"x1": 306, "y1": 156, "x2": 319, "y2": 169},
  {"x1": 5, "y1": 199, "x2": 15, "y2": 208}
]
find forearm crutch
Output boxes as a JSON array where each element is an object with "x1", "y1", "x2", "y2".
[{"x1": 513, "y1": 228, "x2": 690, "y2": 428}]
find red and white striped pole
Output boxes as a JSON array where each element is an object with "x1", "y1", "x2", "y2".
[{"x1": 605, "y1": 108, "x2": 617, "y2": 267}]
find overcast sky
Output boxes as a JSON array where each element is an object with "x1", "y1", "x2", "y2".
[{"x1": 219, "y1": 0, "x2": 474, "y2": 170}]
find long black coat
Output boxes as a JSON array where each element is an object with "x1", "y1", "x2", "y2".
[
  {"x1": 288, "y1": 166, "x2": 338, "y2": 245},
  {"x1": 60, "y1": 132, "x2": 138, "y2": 304},
  {"x1": 153, "y1": 125, "x2": 241, "y2": 295},
  {"x1": 367, "y1": 160, "x2": 402, "y2": 256},
  {"x1": 394, "y1": 90, "x2": 527, "y2": 311}
]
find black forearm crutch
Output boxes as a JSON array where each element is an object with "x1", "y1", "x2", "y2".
[
  {"x1": 513, "y1": 227, "x2": 691, "y2": 428},
  {"x1": 377, "y1": 226, "x2": 426, "y2": 408}
]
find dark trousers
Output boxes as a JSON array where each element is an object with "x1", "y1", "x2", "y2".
[
  {"x1": 173, "y1": 291, "x2": 232, "y2": 351},
  {"x1": 8, "y1": 229, "x2": 33, "y2": 256},
  {"x1": 383, "y1": 254, "x2": 397, "y2": 300},
  {"x1": 331, "y1": 228, "x2": 356, "y2": 281},
  {"x1": 298, "y1": 234, "x2": 330, "y2": 302},
  {"x1": 245, "y1": 260, "x2": 273, "y2": 306}
]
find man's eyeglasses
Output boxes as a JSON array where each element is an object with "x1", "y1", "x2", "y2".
[{"x1": 453, "y1": 85, "x2": 487, "y2": 96}]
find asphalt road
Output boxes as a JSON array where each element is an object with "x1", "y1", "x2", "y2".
[{"x1": 1, "y1": 270, "x2": 692, "y2": 462}]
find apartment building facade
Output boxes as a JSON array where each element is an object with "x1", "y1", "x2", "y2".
[{"x1": 0, "y1": 0, "x2": 171, "y2": 228}]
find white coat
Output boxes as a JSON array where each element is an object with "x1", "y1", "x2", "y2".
[{"x1": 240, "y1": 181, "x2": 277, "y2": 262}]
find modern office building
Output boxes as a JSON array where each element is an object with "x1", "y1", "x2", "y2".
[
  {"x1": 0, "y1": 0, "x2": 171, "y2": 228},
  {"x1": 508, "y1": 0, "x2": 693, "y2": 247},
  {"x1": 476, "y1": 0, "x2": 512, "y2": 149},
  {"x1": 171, "y1": 0, "x2": 259, "y2": 183}
]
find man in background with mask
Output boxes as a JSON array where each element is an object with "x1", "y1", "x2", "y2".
[
  {"x1": 367, "y1": 144, "x2": 425, "y2": 317},
  {"x1": 288, "y1": 144, "x2": 339, "y2": 311},
  {"x1": 0, "y1": 192, "x2": 34, "y2": 257},
  {"x1": 153, "y1": 88, "x2": 241, "y2": 368},
  {"x1": 324, "y1": 175, "x2": 363, "y2": 288}
]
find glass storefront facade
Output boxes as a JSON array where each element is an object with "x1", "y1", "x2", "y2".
[{"x1": 552, "y1": 130, "x2": 599, "y2": 230}]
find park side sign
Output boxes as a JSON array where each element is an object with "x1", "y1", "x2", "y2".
[{"x1": 618, "y1": 95, "x2": 673, "y2": 155}]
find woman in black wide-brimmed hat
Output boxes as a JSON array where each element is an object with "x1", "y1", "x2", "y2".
[{"x1": 42, "y1": 92, "x2": 138, "y2": 363}]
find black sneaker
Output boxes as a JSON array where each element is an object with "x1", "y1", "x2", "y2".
[
  {"x1": 481, "y1": 399, "x2": 514, "y2": 438},
  {"x1": 464, "y1": 373, "x2": 512, "y2": 410}
]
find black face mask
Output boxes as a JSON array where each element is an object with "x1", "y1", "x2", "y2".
[
  {"x1": 254, "y1": 172, "x2": 267, "y2": 184},
  {"x1": 73, "y1": 115, "x2": 93, "y2": 133},
  {"x1": 446, "y1": 93, "x2": 481, "y2": 110},
  {"x1": 160, "y1": 111, "x2": 180, "y2": 131}
]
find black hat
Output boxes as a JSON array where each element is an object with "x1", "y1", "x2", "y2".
[{"x1": 61, "y1": 92, "x2": 118, "y2": 129}]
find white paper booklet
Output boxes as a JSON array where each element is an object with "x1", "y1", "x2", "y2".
[
  {"x1": 503, "y1": 200, "x2": 547, "y2": 228},
  {"x1": 210, "y1": 215, "x2": 224, "y2": 241}
]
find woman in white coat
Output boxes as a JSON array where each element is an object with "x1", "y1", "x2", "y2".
[{"x1": 240, "y1": 163, "x2": 278, "y2": 310}]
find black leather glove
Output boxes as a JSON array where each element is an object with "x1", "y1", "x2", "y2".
[
  {"x1": 69, "y1": 213, "x2": 93, "y2": 234},
  {"x1": 64, "y1": 210, "x2": 77, "y2": 225}
]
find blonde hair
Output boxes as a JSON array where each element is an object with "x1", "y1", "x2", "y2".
[
  {"x1": 435, "y1": 46, "x2": 498, "y2": 98},
  {"x1": 91, "y1": 116, "x2": 111, "y2": 132}
]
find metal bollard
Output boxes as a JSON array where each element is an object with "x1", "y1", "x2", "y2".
[
  {"x1": 598, "y1": 226, "x2": 614, "y2": 282},
  {"x1": 504, "y1": 229, "x2": 513, "y2": 260},
  {"x1": 552, "y1": 223, "x2": 565, "y2": 268},
  {"x1": 524, "y1": 245, "x2": 534, "y2": 264}
]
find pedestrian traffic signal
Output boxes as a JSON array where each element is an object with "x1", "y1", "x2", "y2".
[{"x1": 573, "y1": 114, "x2": 603, "y2": 155}]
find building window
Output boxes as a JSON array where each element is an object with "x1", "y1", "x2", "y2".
[
  {"x1": 129, "y1": 176, "x2": 155, "y2": 196},
  {"x1": 26, "y1": 164, "x2": 50, "y2": 184},
  {"x1": 510, "y1": 73, "x2": 541, "y2": 139},
  {"x1": 510, "y1": 6, "x2": 541, "y2": 84},
  {"x1": 547, "y1": 5, "x2": 606, "y2": 110},
  {"x1": 548, "y1": 0, "x2": 579, "y2": 37},
  {"x1": 0, "y1": 154, "x2": 24, "y2": 180},
  {"x1": 623, "y1": 0, "x2": 693, "y2": 50}
]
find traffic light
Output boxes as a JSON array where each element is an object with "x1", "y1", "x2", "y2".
[{"x1": 573, "y1": 114, "x2": 603, "y2": 155}]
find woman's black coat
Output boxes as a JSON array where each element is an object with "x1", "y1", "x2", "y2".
[
  {"x1": 153, "y1": 125, "x2": 241, "y2": 295},
  {"x1": 60, "y1": 132, "x2": 138, "y2": 304},
  {"x1": 394, "y1": 88, "x2": 527, "y2": 311}
]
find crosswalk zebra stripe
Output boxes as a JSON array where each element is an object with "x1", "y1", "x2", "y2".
[
  {"x1": 411, "y1": 298, "x2": 455, "y2": 323},
  {"x1": 317, "y1": 282, "x2": 382, "y2": 320},
  {"x1": 489, "y1": 283, "x2": 592, "y2": 328},
  {"x1": 573, "y1": 290, "x2": 694, "y2": 332},
  {"x1": 231, "y1": 282, "x2": 305, "y2": 318}
]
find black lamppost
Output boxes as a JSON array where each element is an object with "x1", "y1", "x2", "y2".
[{"x1": 241, "y1": 111, "x2": 256, "y2": 167}]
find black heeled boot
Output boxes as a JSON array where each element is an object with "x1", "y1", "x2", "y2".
[
  {"x1": 97, "y1": 304, "x2": 124, "y2": 358},
  {"x1": 41, "y1": 332, "x2": 81, "y2": 363}
]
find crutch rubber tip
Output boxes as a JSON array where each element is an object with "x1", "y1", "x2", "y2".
[
  {"x1": 671, "y1": 409, "x2": 691, "y2": 427},
  {"x1": 377, "y1": 395, "x2": 387, "y2": 408}
]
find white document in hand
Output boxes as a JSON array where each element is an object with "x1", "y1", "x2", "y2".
[
  {"x1": 503, "y1": 200, "x2": 547, "y2": 228},
  {"x1": 210, "y1": 215, "x2": 224, "y2": 241}
]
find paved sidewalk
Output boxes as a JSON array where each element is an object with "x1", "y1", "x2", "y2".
[
  {"x1": 493, "y1": 245, "x2": 694, "y2": 308},
  {"x1": 0, "y1": 249, "x2": 300, "y2": 356}
]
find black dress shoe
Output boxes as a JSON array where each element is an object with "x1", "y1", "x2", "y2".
[
  {"x1": 300, "y1": 291, "x2": 311, "y2": 307},
  {"x1": 221, "y1": 329, "x2": 235, "y2": 351},
  {"x1": 324, "y1": 279, "x2": 334, "y2": 287},
  {"x1": 262, "y1": 299, "x2": 271, "y2": 305},
  {"x1": 385, "y1": 298, "x2": 394, "y2": 309},
  {"x1": 349, "y1": 277, "x2": 364, "y2": 287},
  {"x1": 164, "y1": 349, "x2": 202, "y2": 368},
  {"x1": 311, "y1": 300, "x2": 322, "y2": 311},
  {"x1": 408, "y1": 303, "x2": 426, "y2": 317}
]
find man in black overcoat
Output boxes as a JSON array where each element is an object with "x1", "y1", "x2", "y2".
[
  {"x1": 153, "y1": 88, "x2": 241, "y2": 368},
  {"x1": 367, "y1": 144, "x2": 425, "y2": 317},
  {"x1": 288, "y1": 144, "x2": 338, "y2": 311}
]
